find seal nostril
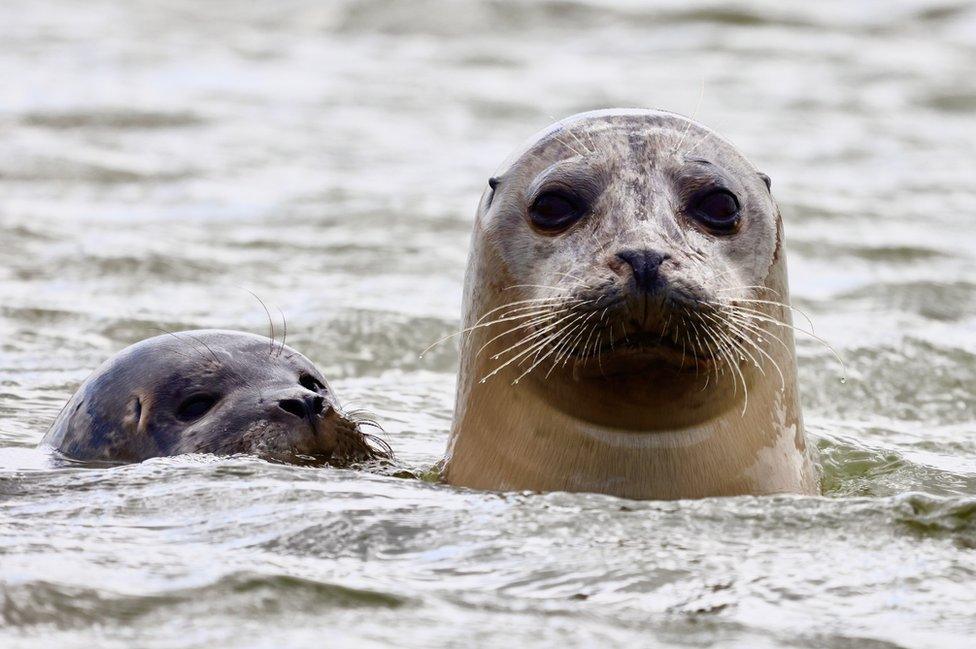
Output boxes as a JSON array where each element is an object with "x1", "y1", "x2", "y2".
[
  {"x1": 299, "y1": 373, "x2": 326, "y2": 392},
  {"x1": 616, "y1": 249, "x2": 670, "y2": 292},
  {"x1": 310, "y1": 395, "x2": 325, "y2": 415},
  {"x1": 278, "y1": 398, "x2": 306, "y2": 420}
]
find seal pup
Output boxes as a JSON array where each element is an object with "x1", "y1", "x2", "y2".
[
  {"x1": 442, "y1": 109, "x2": 820, "y2": 499},
  {"x1": 41, "y1": 330, "x2": 389, "y2": 466}
]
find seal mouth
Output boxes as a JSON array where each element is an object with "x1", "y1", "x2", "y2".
[
  {"x1": 255, "y1": 410, "x2": 392, "y2": 468},
  {"x1": 592, "y1": 329, "x2": 718, "y2": 368}
]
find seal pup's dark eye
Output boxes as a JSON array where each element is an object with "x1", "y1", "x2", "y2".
[
  {"x1": 177, "y1": 394, "x2": 218, "y2": 421},
  {"x1": 299, "y1": 374, "x2": 325, "y2": 392},
  {"x1": 529, "y1": 191, "x2": 585, "y2": 233},
  {"x1": 690, "y1": 190, "x2": 741, "y2": 233}
]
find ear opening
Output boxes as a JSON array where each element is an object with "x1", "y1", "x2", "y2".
[
  {"x1": 484, "y1": 177, "x2": 501, "y2": 209},
  {"x1": 758, "y1": 172, "x2": 772, "y2": 191},
  {"x1": 125, "y1": 396, "x2": 143, "y2": 431}
]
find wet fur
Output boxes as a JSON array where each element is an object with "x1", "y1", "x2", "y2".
[
  {"x1": 443, "y1": 109, "x2": 821, "y2": 499},
  {"x1": 41, "y1": 330, "x2": 390, "y2": 467}
]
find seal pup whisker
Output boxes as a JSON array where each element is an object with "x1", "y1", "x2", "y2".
[
  {"x1": 149, "y1": 327, "x2": 220, "y2": 365},
  {"x1": 276, "y1": 307, "x2": 288, "y2": 359}
]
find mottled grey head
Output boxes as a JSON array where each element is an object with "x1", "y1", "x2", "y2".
[
  {"x1": 471, "y1": 109, "x2": 786, "y2": 382},
  {"x1": 42, "y1": 330, "x2": 389, "y2": 465}
]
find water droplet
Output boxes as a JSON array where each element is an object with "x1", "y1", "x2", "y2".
[
  {"x1": 839, "y1": 377, "x2": 847, "y2": 384},
  {"x1": 480, "y1": 378, "x2": 487, "y2": 383}
]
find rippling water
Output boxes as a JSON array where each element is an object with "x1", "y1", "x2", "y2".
[{"x1": 2, "y1": 1, "x2": 975, "y2": 647}]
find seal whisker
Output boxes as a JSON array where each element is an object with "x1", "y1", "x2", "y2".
[
  {"x1": 502, "y1": 283, "x2": 580, "y2": 293},
  {"x1": 707, "y1": 314, "x2": 765, "y2": 379},
  {"x1": 560, "y1": 123, "x2": 595, "y2": 156},
  {"x1": 545, "y1": 320, "x2": 587, "y2": 378},
  {"x1": 484, "y1": 308, "x2": 591, "y2": 384},
  {"x1": 690, "y1": 312, "x2": 725, "y2": 388},
  {"x1": 699, "y1": 310, "x2": 786, "y2": 391},
  {"x1": 721, "y1": 305, "x2": 847, "y2": 379},
  {"x1": 671, "y1": 76, "x2": 706, "y2": 155},
  {"x1": 685, "y1": 315, "x2": 706, "y2": 378},
  {"x1": 550, "y1": 271, "x2": 588, "y2": 286},
  {"x1": 495, "y1": 327, "x2": 569, "y2": 384},
  {"x1": 276, "y1": 307, "x2": 288, "y2": 359},
  {"x1": 476, "y1": 310, "x2": 572, "y2": 357},
  {"x1": 149, "y1": 327, "x2": 218, "y2": 365},
  {"x1": 420, "y1": 299, "x2": 576, "y2": 357},
  {"x1": 244, "y1": 289, "x2": 276, "y2": 357},
  {"x1": 550, "y1": 133, "x2": 587, "y2": 158},
  {"x1": 183, "y1": 332, "x2": 222, "y2": 364},
  {"x1": 465, "y1": 295, "x2": 580, "y2": 326},
  {"x1": 715, "y1": 327, "x2": 749, "y2": 411},
  {"x1": 514, "y1": 319, "x2": 586, "y2": 384},
  {"x1": 576, "y1": 308, "x2": 605, "y2": 363},
  {"x1": 561, "y1": 308, "x2": 599, "y2": 365},
  {"x1": 682, "y1": 129, "x2": 714, "y2": 157},
  {"x1": 714, "y1": 285, "x2": 782, "y2": 298},
  {"x1": 482, "y1": 310, "x2": 582, "y2": 367},
  {"x1": 723, "y1": 297, "x2": 817, "y2": 334},
  {"x1": 716, "y1": 310, "x2": 791, "y2": 356}
]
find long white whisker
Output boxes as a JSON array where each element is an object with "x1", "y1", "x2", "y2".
[
  {"x1": 701, "y1": 311, "x2": 786, "y2": 391},
  {"x1": 722, "y1": 305, "x2": 847, "y2": 379}
]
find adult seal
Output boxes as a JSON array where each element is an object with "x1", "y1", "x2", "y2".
[
  {"x1": 41, "y1": 330, "x2": 389, "y2": 465},
  {"x1": 442, "y1": 109, "x2": 820, "y2": 499}
]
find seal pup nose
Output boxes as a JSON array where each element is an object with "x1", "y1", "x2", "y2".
[
  {"x1": 616, "y1": 249, "x2": 670, "y2": 292},
  {"x1": 278, "y1": 394, "x2": 326, "y2": 421}
]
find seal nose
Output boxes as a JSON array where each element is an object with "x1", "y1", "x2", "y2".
[
  {"x1": 278, "y1": 393, "x2": 326, "y2": 421},
  {"x1": 616, "y1": 249, "x2": 670, "y2": 292}
]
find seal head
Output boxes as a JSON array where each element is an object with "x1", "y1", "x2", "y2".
[
  {"x1": 41, "y1": 330, "x2": 388, "y2": 465},
  {"x1": 444, "y1": 109, "x2": 819, "y2": 499}
]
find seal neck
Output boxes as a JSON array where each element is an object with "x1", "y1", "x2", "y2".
[{"x1": 443, "y1": 266, "x2": 818, "y2": 499}]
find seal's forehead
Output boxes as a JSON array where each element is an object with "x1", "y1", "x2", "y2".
[
  {"x1": 105, "y1": 329, "x2": 319, "y2": 382},
  {"x1": 495, "y1": 108, "x2": 749, "y2": 176}
]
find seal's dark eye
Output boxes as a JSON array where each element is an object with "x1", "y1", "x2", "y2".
[
  {"x1": 299, "y1": 374, "x2": 325, "y2": 392},
  {"x1": 529, "y1": 191, "x2": 585, "y2": 233},
  {"x1": 690, "y1": 190, "x2": 741, "y2": 233},
  {"x1": 177, "y1": 394, "x2": 217, "y2": 421}
]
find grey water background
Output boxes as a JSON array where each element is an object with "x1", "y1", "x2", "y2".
[{"x1": 1, "y1": 1, "x2": 975, "y2": 647}]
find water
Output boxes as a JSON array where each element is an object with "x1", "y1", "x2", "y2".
[{"x1": 2, "y1": 1, "x2": 975, "y2": 647}]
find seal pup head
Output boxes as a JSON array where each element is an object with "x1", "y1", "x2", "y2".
[
  {"x1": 42, "y1": 330, "x2": 390, "y2": 466},
  {"x1": 445, "y1": 109, "x2": 818, "y2": 499}
]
